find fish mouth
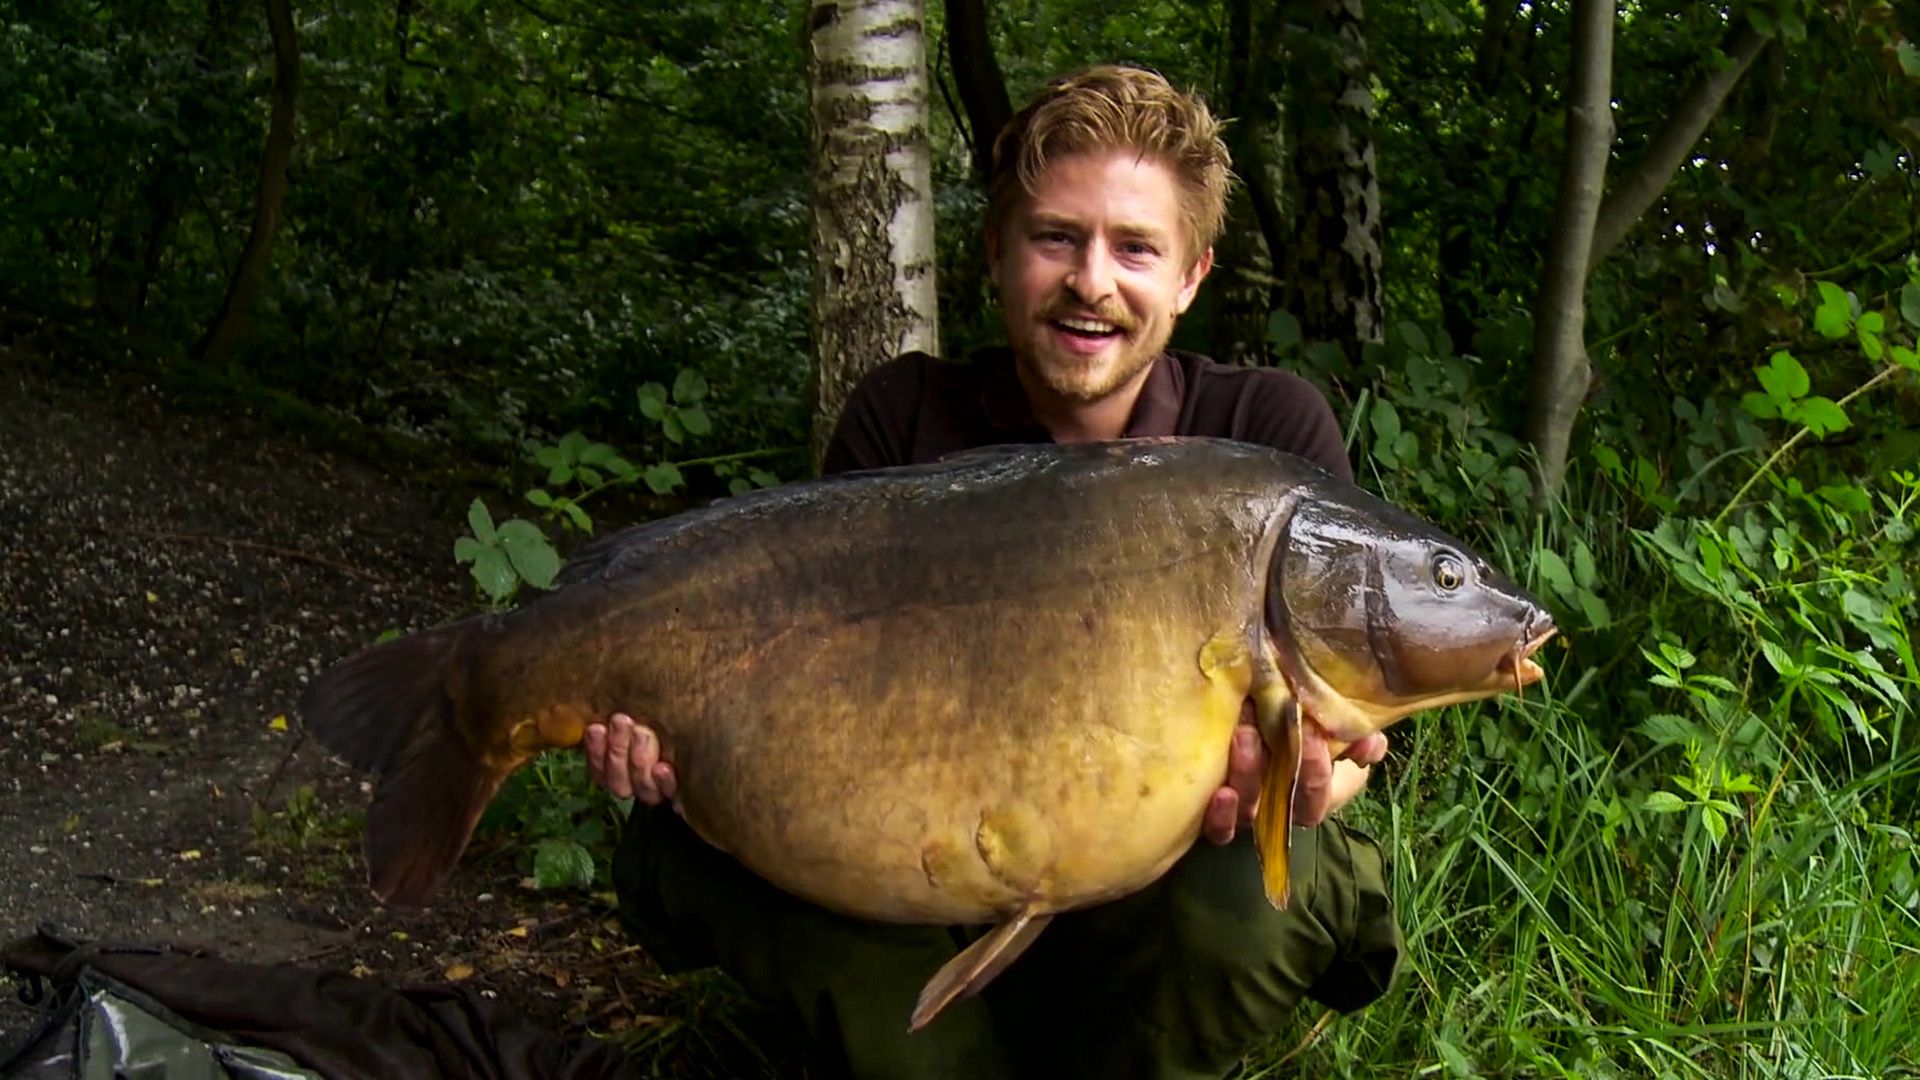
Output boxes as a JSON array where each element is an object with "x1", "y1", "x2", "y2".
[{"x1": 1502, "y1": 614, "x2": 1559, "y2": 695}]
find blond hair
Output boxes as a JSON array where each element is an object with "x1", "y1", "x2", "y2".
[{"x1": 986, "y1": 65, "x2": 1233, "y2": 265}]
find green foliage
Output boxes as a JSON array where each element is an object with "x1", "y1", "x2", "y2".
[{"x1": 477, "y1": 750, "x2": 620, "y2": 894}]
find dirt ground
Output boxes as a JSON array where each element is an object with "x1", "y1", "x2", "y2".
[{"x1": 0, "y1": 356, "x2": 726, "y2": 1064}]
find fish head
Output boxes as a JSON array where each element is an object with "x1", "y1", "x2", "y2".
[{"x1": 1267, "y1": 488, "x2": 1557, "y2": 741}]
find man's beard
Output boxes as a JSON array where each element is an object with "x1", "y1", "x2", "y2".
[{"x1": 1019, "y1": 294, "x2": 1170, "y2": 404}]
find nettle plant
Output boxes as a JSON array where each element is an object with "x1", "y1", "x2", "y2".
[{"x1": 454, "y1": 367, "x2": 786, "y2": 606}]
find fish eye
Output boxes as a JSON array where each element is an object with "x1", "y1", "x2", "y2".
[{"x1": 1433, "y1": 553, "x2": 1466, "y2": 592}]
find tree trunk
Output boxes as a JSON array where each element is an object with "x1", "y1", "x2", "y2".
[
  {"x1": 807, "y1": 0, "x2": 941, "y2": 465},
  {"x1": 1587, "y1": 21, "x2": 1768, "y2": 268},
  {"x1": 943, "y1": 0, "x2": 1010, "y2": 186},
  {"x1": 194, "y1": 0, "x2": 299, "y2": 367},
  {"x1": 1213, "y1": 0, "x2": 1287, "y2": 367},
  {"x1": 1525, "y1": 0, "x2": 1614, "y2": 503},
  {"x1": 1281, "y1": 0, "x2": 1383, "y2": 367}
]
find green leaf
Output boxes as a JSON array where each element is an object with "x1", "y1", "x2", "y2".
[
  {"x1": 1702, "y1": 806, "x2": 1728, "y2": 845},
  {"x1": 1813, "y1": 293, "x2": 1851, "y2": 340},
  {"x1": 1760, "y1": 638, "x2": 1800, "y2": 677},
  {"x1": 1265, "y1": 310, "x2": 1301, "y2": 351},
  {"x1": 679, "y1": 407, "x2": 713, "y2": 437},
  {"x1": 1571, "y1": 539, "x2": 1598, "y2": 589},
  {"x1": 561, "y1": 501, "x2": 592, "y2": 533},
  {"x1": 1638, "y1": 714, "x2": 1701, "y2": 747},
  {"x1": 558, "y1": 431, "x2": 588, "y2": 458},
  {"x1": 1757, "y1": 352, "x2": 1809, "y2": 403},
  {"x1": 748, "y1": 468, "x2": 781, "y2": 488},
  {"x1": 1396, "y1": 320, "x2": 1430, "y2": 356},
  {"x1": 1816, "y1": 484, "x2": 1871, "y2": 514},
  {"x1": 526, "y1": 488, "x2": 554, "y2": 508},
  {"x1": 1432, "y1": 1035, "x2": 1475, "y2": 1078},
  {"x1": 1901, "y1": 283, "x2": 1920, "y2": 330},
  {"x1": 644, "y1": 462, "x2": 684, "y2": 494},
  {"x1": 1577, "y1": 588, "x2": 1610, "y2": 628},
  {"x1": 1893, "y1": 345, "x2": 1919, "y2": 373},
  {"x1": 578, "y1": 442, "x2": 617, "y2": 467},
  {"x1": 605, "y1": 455, "x2": 639, "y2": 482},
  {"x1": 453, "y1": 536, "x2": 483, "y2": 564},
  {"x1": 1899, "y1": 40, "x2": 1920, "y2": 78},
  {"x1": 546, "y1": 462, "x2": 573, "y2": 487},
  {"x1": 1858, "y1": 311, "x2": 1884, "y2": 334},
  {"x1": 672, "y1": 368, "x2": 710, "y2": 404},
  {"x1": 1592, "y1": 445, "x2": 1622, "y2": 477},
  {"x1": 466, "y1": 498, "x2": 497, "y2": 545},
  {"x1": 637, "y1": 383, "x2": 668, "y2": 421},
  {"x1": 1791, "y1": 396, "x2": 1849, "y2": 437},
  {"x1": 1370, "y1": 400, "x2": 1401, "y2": 444},
  {"x1": 469, "y1": 546, "x2": 517, "y2": 602},
  {"x1": 497, "y1": 520, "x2": 560, "y2": 590},
  {"x1": 1644, "y1": 791, "x2": 1688, "y2": 813},
  {"x1": 533, "y1": 839, "x2": 596, "y2": 890},
  {"x1": 1535, "y1": 548, "x2": 1575, "y2": 599},
  {"x1": 729, "y1": 477, "x2": 752, "y2": 496},
  {"x1": 663, "y1": 411, "x2": 686, "y2": 444}
]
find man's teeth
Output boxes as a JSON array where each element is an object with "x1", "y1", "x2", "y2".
[{"x1": 1056, "y1": 317, "x2": 1118, "y2": 334}]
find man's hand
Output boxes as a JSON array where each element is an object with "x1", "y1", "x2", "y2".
[
  {"x1": 1202, "y1": 704, "x2": 1388, "y2": 845},
  {"x1": 583, "y1": 712, "x2": 677, "y2": 805}
]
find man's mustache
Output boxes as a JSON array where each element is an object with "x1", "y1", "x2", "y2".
[{"x1": 1039, "y1": 295, "x2": 1138, "y2": 334}]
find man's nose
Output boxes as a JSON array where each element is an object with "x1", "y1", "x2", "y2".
[{"x1": 1065, "y1": 244, "x2": 1117, "y2": 303}]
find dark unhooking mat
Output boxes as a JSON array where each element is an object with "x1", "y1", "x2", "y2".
[{"x1": 1, "y1": 926, "x2": 638, "y2": 1080}]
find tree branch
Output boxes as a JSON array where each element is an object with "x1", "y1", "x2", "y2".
[
  {"x1": 1588, "y1": 21, "x2": 1768, "y2": 268},
  {"x1": 943, "y1": 0, "x2": 1010, "y2": 185}
]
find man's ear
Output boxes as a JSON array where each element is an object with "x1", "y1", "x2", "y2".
[{"x1": 1174, "y1": 245, "x2": 1215, "y2": 315}]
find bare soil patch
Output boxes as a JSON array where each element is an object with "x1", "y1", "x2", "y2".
[{"x1": 0, "y1": 357, "x2": 715, "y2": 1061}]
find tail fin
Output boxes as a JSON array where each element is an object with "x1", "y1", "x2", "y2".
[{"x1": 299, "y1": 625, "x2": 506, "y2": 907}]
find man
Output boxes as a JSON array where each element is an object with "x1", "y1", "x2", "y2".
[{"x1": 583, "y1": 65, "x2": 1400, "y2": 1079}]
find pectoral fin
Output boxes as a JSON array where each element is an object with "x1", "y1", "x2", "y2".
[
  {"x1": 909, "y1": 907, "x2": 1053, "y2": 1032},
  {"x1": 1252, "y1": 661, "x2": 1301, "y2": 910}
]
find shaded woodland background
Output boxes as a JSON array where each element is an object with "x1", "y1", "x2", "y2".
[{"x1": 3, "y1": 1, "x2": 1917, "y2": 1076}]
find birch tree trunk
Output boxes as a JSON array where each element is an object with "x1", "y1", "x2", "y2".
[
  {"x1": 1525, "y1": 0, "x2": 1613, "y2": 503},
  {"x1": 1282, "y1": 0, "x2": 1383, "y2": 367},
  {"x1": 195, "y1": 0, "x2": 299, "y2": 367},
  {"x1": 807, "y1": 0, "x2": 940, "y2": 465}
]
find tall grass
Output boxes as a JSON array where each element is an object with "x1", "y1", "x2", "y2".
[{"x1": 1256, "y1": 338, "x2": 1919, "y2": 1078}]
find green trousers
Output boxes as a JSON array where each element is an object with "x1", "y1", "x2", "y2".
[{"x1": 612, "y1": 806, "x2": 1400, "y2": 1080}]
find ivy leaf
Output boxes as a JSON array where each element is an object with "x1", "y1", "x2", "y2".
[
  {"x1": 1792, "y1": 396, "x2": 1849, "y2": 437},
  {"x1": 466, "y1": 498, "x2": 497, "y2": 545},
  {"x1": 672, "y1": 368, "x2": 710, "y2": 405},
  {"x1": 1757, "y1": 351, "x2": 1808, "y2": 403}
]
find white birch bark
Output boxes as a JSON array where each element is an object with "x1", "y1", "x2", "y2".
[{"x1": 807, "y1": 0, "x2": 940, "y2": 464}]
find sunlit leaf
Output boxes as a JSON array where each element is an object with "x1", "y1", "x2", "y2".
[{"x1": 1757, "y1": 352, "x2": 1808, "y2": 403}]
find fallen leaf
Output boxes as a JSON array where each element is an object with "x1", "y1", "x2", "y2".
[
  {"x1": 350, "y1": 963, "x2": 374, "y2": 978},
  {"x1": 268, "y1": 715, "x2": 288, "y2": 732},
  {"x1": 137, "y1": 878, "x2": 164, "y2": 887},
  {"x1": 390, "y1": 931, "x2": 409, "y2": 942},
  {"x1": 444, "y1": 962, "x2": 475, "y2": 981},
  {"x1": 145, "y1": 591, "x2": 158, "y2": 604},
  {"x1": 505, "y1": 926, "x2": 530, "y2": 939},
  {"x1": 178, "y1": 849, "x2": 202, "y2": 861}
]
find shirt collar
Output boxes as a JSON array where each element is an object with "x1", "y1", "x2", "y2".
[{"x1": 977, "y1": 347, "x2": 1184, "y2": 438}]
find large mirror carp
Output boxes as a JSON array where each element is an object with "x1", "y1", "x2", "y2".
[{"x1": 301, "y1": 437, "x2": 1555, "y2": 1031}]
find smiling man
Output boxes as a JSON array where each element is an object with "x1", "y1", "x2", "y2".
[{"x1": 587, "y1": 66, "x2": 1402, "y2": 1079}]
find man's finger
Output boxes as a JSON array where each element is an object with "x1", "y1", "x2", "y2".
[
  {"x1": 1340, "y1": 732, "x2": 1389, "y2": 766},
  {"x1": 1292, "y1": 720, "x2": 1335, "y2": 828},
  {"x1": 603, "y1": 715, "x2": 637, "y2": 801},
  {"x1": 1227, "y1": 724, "x2": 1263, "y2": 807},
  {"x1": 583, "y1": 724, "x2": 608, "y2": 786},
  {"x1": 631, "y1": 725, "x2": 661, "y2": 805},
  {"x1": 1203, "y1": 788, "x2": 1239, "y2": 845},
  {"x1": 652, "y1": 762, "x2": 678, "y2": 802}
]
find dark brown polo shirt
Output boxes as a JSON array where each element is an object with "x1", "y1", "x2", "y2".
[{"x1": 821, "y1": 347, "x2": 1353, "y2": 481}]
